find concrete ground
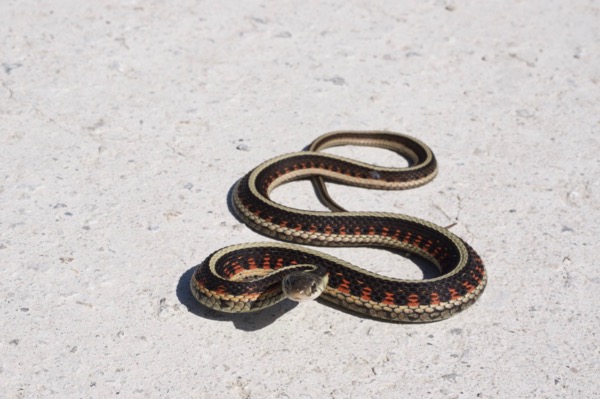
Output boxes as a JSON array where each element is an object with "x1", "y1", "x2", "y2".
[{"x1": 1, "y1": 1, "x2": 599, "y2": 398}]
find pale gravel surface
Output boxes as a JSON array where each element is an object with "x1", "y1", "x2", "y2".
[{"x1": 1, "y1": 1, "x2": 599, "y2": 398}]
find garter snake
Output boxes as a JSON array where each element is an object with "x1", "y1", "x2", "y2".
[{"x1": 190, "y1": 131, "x2": 486, "y2": 322}]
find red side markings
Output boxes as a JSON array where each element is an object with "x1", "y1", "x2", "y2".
[
  {"x1": 413, "y1": 235, "x2": 422, "y2": 246},
  {"x1": 462, "y1": 281, "x2": 476, "y2": 293},
  {"x1": 232, "y1": 261, "x2": 244, "y2": 274},
  {"x1": 448, "y1": 288, "x2": 461, "y2": 301},
  {"x1": 262, "y1": 255, "x2": 271, "y2": 269},
  {"x1": 423, "y1": 240, "x2": 433, "y2": 251},
  {"x1": 407, "y1": 294, "x2": 420, "y2": 307},
  {"x1": 382, "y1": 292, "x2": 396, "y2": 306},
  {"x1": 360, "y1": 287, "x2": 372, "y2": 301},
  {"x1": 471, "y1": 271, "x2": 483, "y2": 284},
  {"x1": 337, "y1": 278, "x2": 351, "y2": 294},
  {"x1": 215, "y1": 286, "x2": 227, "y2": 295},
  {"x1": 247, "y1": 257, "x2": 258, "y2": 270},
  {"x1": 475, "y1": 265, "x2": 485, "y2": 275}
]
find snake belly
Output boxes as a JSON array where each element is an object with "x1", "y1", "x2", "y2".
[{"x1": 190, "y1": 131, "x2": 487, "y2": 322}]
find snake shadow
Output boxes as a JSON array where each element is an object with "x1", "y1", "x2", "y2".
[
  {"x1": 226, "y1": 180, "x2": 243, "y2": 224},
  {"x1": 177, "y1": 266, "x2": 301, "y2": 331}
]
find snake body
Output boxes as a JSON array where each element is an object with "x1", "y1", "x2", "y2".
[{"x1": 191, "y1": 131, "x2": 486, "y2": 322}]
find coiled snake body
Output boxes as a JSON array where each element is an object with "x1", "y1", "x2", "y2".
[{"x1": 190, "y1": 131, "x2": 486, "y2": 322}]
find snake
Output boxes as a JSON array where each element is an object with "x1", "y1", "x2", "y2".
[{"x1": 190, "y1": 131, "x2": 486, "y2": 322}]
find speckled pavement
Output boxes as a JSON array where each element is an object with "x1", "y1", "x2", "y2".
[{"x1": 1, "y1": 1, "x2": 599, "y2": 397}]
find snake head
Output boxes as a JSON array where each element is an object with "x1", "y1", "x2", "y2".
[{"x1": 282, "y1": 270, "x2": 329, "y2": 302}]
